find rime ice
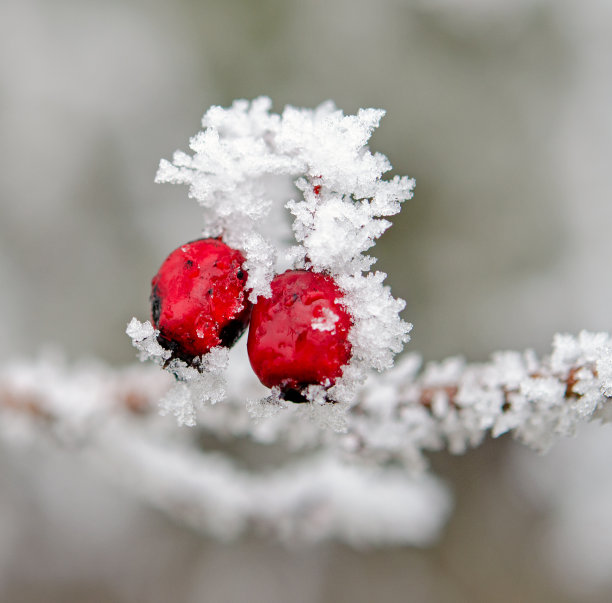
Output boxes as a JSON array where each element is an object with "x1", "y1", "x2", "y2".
[
  {"x1": 129, "y1": 97, "x2": 414, "y2": 423},
  {"x1": 4, "y1": 331, "x2": 612, "y2": 545},
  {"x1": 126, "y1": 318, "x2": 170, "y2": 364}
]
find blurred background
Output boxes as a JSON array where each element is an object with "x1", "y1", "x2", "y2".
[{"x1": 1, "y1": 0, "x2": 612, "y2": 601}]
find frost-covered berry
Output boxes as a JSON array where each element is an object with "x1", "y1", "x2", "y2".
[
  {"x1": 150, "y1": 238, "x2": 251, "y2": 364},
  {"x1": 247, "y1": 270, "x2": 352, "y2": 402}
]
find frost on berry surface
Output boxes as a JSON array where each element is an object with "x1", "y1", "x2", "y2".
[{"x1": 131, "y1": 97, "x2": 414, "y2": 423}]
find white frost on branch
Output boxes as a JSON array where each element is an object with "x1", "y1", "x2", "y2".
[
  {"x1": 0, "y1": 353, "x2": 450, "y2": 546},
  {"x1": 2, "y1": 331, "x2": 612, "y2": 544},
  {"x1": 349, "y1": 330, "x2": 612, "y2": 466},
  {"x1": 193, "y1": 331, "x2": 612, "y2": 471}
]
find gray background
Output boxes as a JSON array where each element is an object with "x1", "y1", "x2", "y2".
[{"x1": 1, "y1": 0, "x2": 612, "y2": 601}]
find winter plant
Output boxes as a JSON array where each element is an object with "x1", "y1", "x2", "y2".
[{"x1": 2, "y1": 98, "x2": 612, "y2": 546}]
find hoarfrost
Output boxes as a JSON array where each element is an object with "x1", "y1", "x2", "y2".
[
  {"x1": 130, "y1": 97, "x2": 414, "y2": 422},
  {"x1": 126, "y1": 318, "x2": 170, "y2": 364},
  {"x1": 159, "y1": 347, "x2": 229, "y2": 427},
  {"x1": 3, "y1": 330, "x2": 612, "y2": 545}
]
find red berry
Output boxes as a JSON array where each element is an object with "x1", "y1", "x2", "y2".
[
  {"x1": 150, "y1": 238, "x2": 251, "y2": 364},
  {"x1": 247, "y1": 270, "x2": 352, "y2": 402}
]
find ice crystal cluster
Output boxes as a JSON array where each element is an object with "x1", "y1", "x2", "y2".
[{"x1": 128, "y1": 97, "x2": 414, "y2": 424}]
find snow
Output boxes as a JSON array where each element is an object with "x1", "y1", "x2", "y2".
[
  {"x1": 130, "y1": 98, "x2": 414, "y2": 423},
  {"x1": 3, "y1": 330, "x2": 612, "y2": 544},
  {"x1": 0, "y1": 354, "x2": 451, "y2": 546},
  {"x1": 159, "y1": 347, "x2": 230, "y2": 427},
  {"x1": 311, "y1": 307, "x2": 339, "y2": 332}
]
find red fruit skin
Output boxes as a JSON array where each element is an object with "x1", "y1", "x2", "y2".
[
  {"x1": 247, "y1": 270, "x2": 352, "y2": 401},
  {"x1": 150, "y1": 239, "x2": 251, "y2": 363}
]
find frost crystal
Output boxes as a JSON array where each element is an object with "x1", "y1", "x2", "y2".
[
  {"x1": 159, "y1": 347, "x2": 229, "y2": 427},
  {"x1": 126, "y1": 318, "x2": 170, "y2": 364},
  {"x1": 129, "y1": 97, "x2": 414, "y2": 423}
]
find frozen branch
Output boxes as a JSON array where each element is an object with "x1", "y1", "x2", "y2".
[
  {"x1": 0, "y1": 353, "x2": 450, "y2": 546},
  {"x1": 1, "y1": 330, "x2": 611, "y2": 545},
  {"x1": 349, "y1": 330, "x2": 612, "y2": 466}
]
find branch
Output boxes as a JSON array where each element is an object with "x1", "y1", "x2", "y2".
[
  {"x1": 1, "y1": 330, "x2": 610, "y2": 545},
  {"x1": 348, "y1": 331, "x2": 612, "y2": 467},
  {"x1": 0, "y1": 355, "x2": 449, "y2": 546}
]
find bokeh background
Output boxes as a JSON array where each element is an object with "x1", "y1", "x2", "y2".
[{"x1": 1, "y1": 0, "x2": 612, "y2": 601}]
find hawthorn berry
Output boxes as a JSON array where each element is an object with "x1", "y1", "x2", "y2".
[
  {"x1": 247, "y1": 270, "x2": 352, "y2": 402},
  {"x1": 150, "y1": 238, "x2": 251, "y2": 364}
]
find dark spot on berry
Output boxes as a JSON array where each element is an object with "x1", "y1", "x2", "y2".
[
  {"x1": 185, "y1": 259, "x2": 194, "y2": 268},
  {"x1": 237, "y1": 270, "x2": 245, "y2": 280},
  {"x1": 150, "y1": 285, "x2": 162, "y2": 325},
  {"x1": 219, "y1": 318, "x2": 248, "y2": 348},
  {"x1": 280, "y1": 385, "x2": 309, "y2": 403},
  {"x1": 208, "y1": 288, "x2": 213, "y2": 295},
  {"x1": 157, "y1": 332, "x2": 199, "y2": 367},
  {"x1": 292, "y1": 293, "x2": 299, "y2": 302}
]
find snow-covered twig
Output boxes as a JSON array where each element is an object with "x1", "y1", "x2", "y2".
[
  {"x1": 349, "y1": 330, "x2": 612, "y2": 467},
  {"x1": 1, "y1": 330, "x2": 611, "y2": 545},
  {"x1": 0, "y1": 353, "x2": 450, "y2": 546}
]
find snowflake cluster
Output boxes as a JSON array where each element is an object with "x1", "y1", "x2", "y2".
[{"x1": 128, "y1": 98, "x2": 414, "y2": 423}]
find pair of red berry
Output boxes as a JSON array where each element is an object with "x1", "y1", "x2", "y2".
[{"x1": 150, "y1": 239, "x2": 352, "y2": 402}]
